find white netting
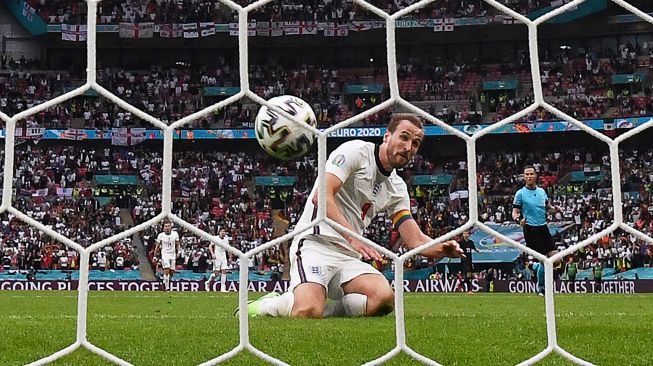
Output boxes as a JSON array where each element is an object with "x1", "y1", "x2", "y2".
[{"x1": 2, "y1": 0, "x2": 653, "y2": 365}]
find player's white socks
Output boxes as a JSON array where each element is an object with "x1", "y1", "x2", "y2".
[
  {"x1": 163, "y1": 274, "x2": 170, "y2": 290},
  {"x1": 323, "y1": 293, "x2": 368, "y2": 317},
  {"x1": 256, "y1": 292, "x2": 367, "y2": 317},
  {"x1": 208, "y1": 273, "x2": 217, "y2": 282},
  {"x1": 258, "y1": 292, "x2": 294, "y2": 317},
  {"x1": 220, "y1": 273, "x2": 227, "y2": 292}
]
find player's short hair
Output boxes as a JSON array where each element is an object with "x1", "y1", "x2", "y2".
[
  {"x1": 523, "y1": 165, "x2": 537, "y2": 174},
  {"x1": 388, "y1": 114, "x2": 424, "y2": 132},
  {"x1": 162, "y1": 220, "x2": 172, "y2": 226}
]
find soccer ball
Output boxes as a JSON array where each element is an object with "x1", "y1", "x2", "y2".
[{"x1": 255, "y1": 95, "x2": 317, "y2": 160}]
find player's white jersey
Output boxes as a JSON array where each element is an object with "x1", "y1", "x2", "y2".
[
  {"x1": 213, "y1": 236, "x2": 229, "y2": 259},
  {"x1": 157, "y1": 231, "x2": 179, "y2": 257},
  {"x1": 295, "y1": 140, "x2": 410, "y2": 256}
]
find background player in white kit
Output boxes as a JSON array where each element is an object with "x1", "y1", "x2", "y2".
[
  {"x1": 154, "y1": 220, "x2": 180, "y2": 291},
  {"x1": 243, "y1": 114, "x2": 464, "y2": 318},
  {"x1": 205, "y1": 228, "x2": 230, "y2": 292}
]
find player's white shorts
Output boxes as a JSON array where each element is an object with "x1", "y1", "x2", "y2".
[
  {"x1": 212, "y1": 256, "x2": 229, "y2": 271},
  {"x1": 161, "y1": 256, "x2": 175, "y2": 270},
  {"x1": 289, "y1": 238, "x2": 380, "y2": 300}
]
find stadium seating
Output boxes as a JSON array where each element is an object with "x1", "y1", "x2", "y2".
[
  {"x1": 3, "y1": 44, "x2": 651, "y2": 127},
  {"x1": 32, "y1": 0, "x2": 574, "y2": 25},
  {"x1": 2, "y1": 3, "x2": 653, "y2": 281},
  {"x1": 3, "y1": 142, "x2": 650, "y2": 281}
]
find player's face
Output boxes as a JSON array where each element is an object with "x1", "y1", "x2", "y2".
[
  {"x1": 385, "y1": 120, "x2": 424, "y2": 169},
  {"x1": 163, "y1": 223, "x2": 172, "y2": 234},
  {"x1": 219, "y1": 229, "x2": 226, "y2": 238},
  {"x1": 524, "y1": 168, "x2": 537, "y2": 187},
  {"x1": 463, "y1": 231, "x2": 469, "y2": 240}
]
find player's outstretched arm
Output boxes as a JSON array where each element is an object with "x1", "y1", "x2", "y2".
[{"x1": 396, "y1": 219, "x2": 464, "y2": 259}]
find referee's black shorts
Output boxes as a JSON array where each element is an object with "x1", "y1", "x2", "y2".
[
  {"x1": 463, "y1": 259, "x2": 473, "y2": 274},
  {"x1": 523, "y1": 224, "x2": 556, "y2": 255}
]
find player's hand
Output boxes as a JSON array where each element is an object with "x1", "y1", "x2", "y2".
[
  {"x1": 350, "y1": 238, "x2": 382, "y2": 261},
  {"x1": 438, "y1": 240, "x2": 465, "y2": 259},
  {"x1": 520, "y1": 219, "x2": 526, "y2": 227}
]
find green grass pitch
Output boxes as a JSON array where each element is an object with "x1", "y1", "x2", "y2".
[{"x1": 0, "y1": 291, "x2": 651, "y2": 365}]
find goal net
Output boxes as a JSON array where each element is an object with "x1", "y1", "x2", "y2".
[{"x1": 2, "y1": 0, "x2": 652, "y2": 365}]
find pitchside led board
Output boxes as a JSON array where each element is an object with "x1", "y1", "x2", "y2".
[
  {"x1": 0, "y1": 279, "x2": 646, "y2": 294},
  {"x1": 1, "y1": 117, "x2": 652, "y2": 141}
]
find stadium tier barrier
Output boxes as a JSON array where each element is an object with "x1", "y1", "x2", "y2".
[
  {"x1": 575, "y1": 268, "x2": 617, "y2": 280},
  {"x1": 0, "y1": 269, "x2": 143, "y2": 281},
  {"x1": 382, "y1": 267, "x2": 434, "y2": 280},
  {"x1": 1, "y1": 267, "x2": 650, "y2": 282},
  {"x1": 0, "y1": 269, "x2": 271, "y2": 281},
  {"x1": 1, "y1": 116, "x2": 652, "y2": 140},
  {"x1": 604, "y1": 267, "x2": 653, "y2": 280}
]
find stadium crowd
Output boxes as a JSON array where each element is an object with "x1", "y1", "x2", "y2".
[
  {"x1": 2, "y1": 23, "x2": 653, "y2": 275},
  {"x1": 0, "y1": 204, "x2": 139, "y2": 273},
  {"x1": 490, "y1": 41, "x2": 652, "y2": 122},
  {"x1": 3, "y1": 35, "x2": 653, "y2": 129},
  {"x1": 0, "y1": 145, "x2": 148, "y2": 272},
  {"x1": 0, "y1": 141, "x2": 651, "y2": 277},
  {"x1": 30, "y1": 0, "x2": 570, "y2": 25}
]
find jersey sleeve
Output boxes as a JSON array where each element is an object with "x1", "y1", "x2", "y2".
[
  {"x1": 155, "y1": 233, "x2": 162, "y2": 243},
  {"x1": 325, "y1": 141, "x2": 365, "y2": 184},
  {"x1": 513, "y1": 190, "x2": 522, "y2": 209},
  {"x1": 387, "y1": 182, "x2": 412, "y2": 229}
]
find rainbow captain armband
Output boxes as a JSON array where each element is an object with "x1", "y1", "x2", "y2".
[{"x1": 391, "y1": 209, "x2": 413, "y2": 229}]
